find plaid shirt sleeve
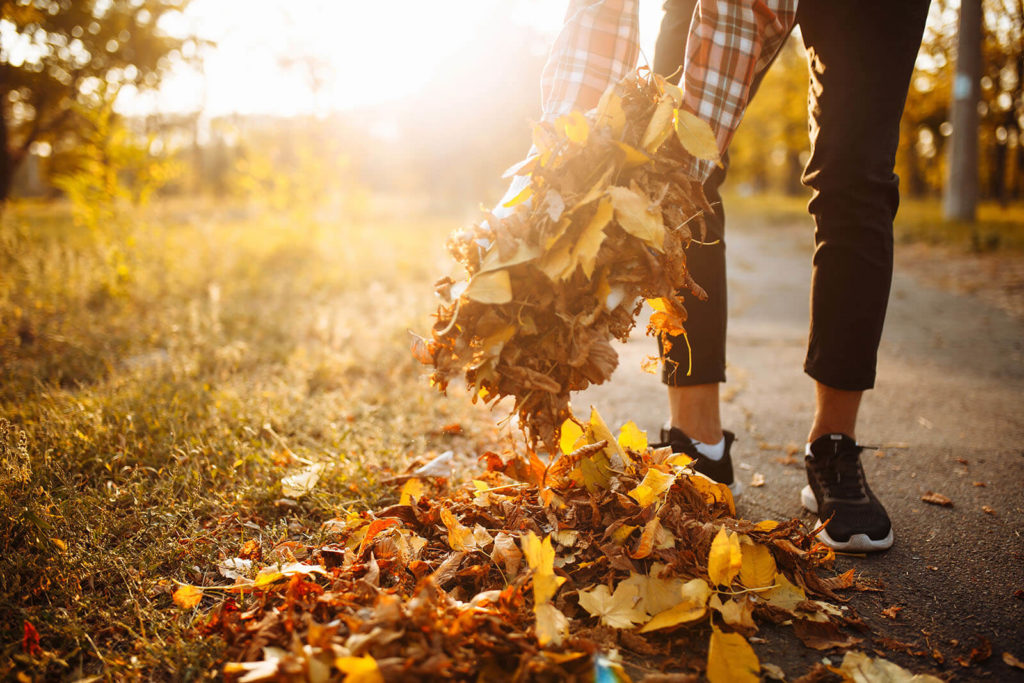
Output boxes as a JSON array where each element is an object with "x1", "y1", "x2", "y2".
[{"x1": 540, "y1": 0, "x2": 798, "y2": 181}]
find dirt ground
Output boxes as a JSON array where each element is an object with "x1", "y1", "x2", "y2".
[{"x1": 575, "y1": 218, "x2": 1024, "y2": 681}]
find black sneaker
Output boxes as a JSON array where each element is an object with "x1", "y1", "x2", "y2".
[
  {"x1": 653, "y1": 427, "x2": 741, "y2": 496},
  {"x1": 801, "y1": 433, "x2": 894, "y2": 552}
]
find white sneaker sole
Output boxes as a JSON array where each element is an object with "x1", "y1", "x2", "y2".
[{"x1": 800, "y1": 485, "x2": 894, "y2": 552}]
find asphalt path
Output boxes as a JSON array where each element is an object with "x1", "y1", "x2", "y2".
[{"x1": 575, "y1": 218, "x2": 1024, "y2": 681}]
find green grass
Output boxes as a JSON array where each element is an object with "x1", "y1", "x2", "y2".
[
  {"x1": 0, "y1": 197, "x2": 501, "y2": 679},
  {"x1": 723, "y1": 191, "x2": 1024, "y2": 252}
]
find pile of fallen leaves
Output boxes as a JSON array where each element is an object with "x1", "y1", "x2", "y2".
[
  {"x1": 178, "y1": 412, "x2": 884, "y2": 682},
  {"x1": 418, "y1": 70, "x2": 721, "y2": 449}
]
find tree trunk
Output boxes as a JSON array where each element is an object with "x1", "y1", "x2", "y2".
[
  {"x1": 0, "y1": 91, "x2": 11, "y2": 205},
  {"x1": 943, "y1": 0, "x2": 983, "y2": 222}
]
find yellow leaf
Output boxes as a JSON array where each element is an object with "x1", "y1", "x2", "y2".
[
  {"x1": 707, "y1": 628, "x2": 760, "y2": 683},
  {"x1": 641, "y1": 95, "x2": 676, "y2": 152},
  {"x1": 571, "y1": 196, "x2": 613, "y2": 279},
  {"x1": 613, "y1": 141, "x2": 651, "y2": 168},
  {"x1": 577, "y1": 582, "x2": 645, "y2": 629},
  {"x1": 464, "y1": 270, "x2": 512, "y2": 304},
  {"x1": 654, "y1": 74, "x2": 683, "y2": 105},
  {"x1": 522, "y1": 532, "x2": 566, "y2": 604},
  {"x1": 440, "y1": 507, "x2": 475, "y2": 552},
  {"x1": 762, "y1": 573, "x2": 806, "y2": 612},
  {"x1": 620, "y1": 567, "x2": 683, "y2": 617},
  {"x1": 587, "y1": 406, "x2": 627, "y2": 464},
  {"x1": 281, "y1": 463, "x2": 325, "y2": 498},
  {"x1": 538, "y1": 235, "x2": 575, "y2": 282},
  {"x1": 595, "y1": 86, "x2": 626, "y2": 135},
  {"x1": 689, "y1": 472, "x2": 736, "y2": 515},
  {"x1": 838, "y1": 651, "x2": 944, "y2": 683},
  {"x1": 478, "y1": 242, "x2": 541, "y2": 273},
  {"x1": 172, "y1": 583, "x2": 203, "y2": 609},
  {"x1": 610, "y1": 524, "x2": 637, "y2": 544},
  {"x1": 572, "y1": 165, "x2": 616, "y2": 210},
  {"x1": 535, "y1": 602, "x2": 569, "y2": 647},
  {"x1": 708, "y1": 528, "x2": 743, "y2": 587},
  {"x1": 558, "y1": 110, "x2": 590, "y2": 145},
  {"x1": 629, "y1": 517, "x2": 663, "y2": 560},
  {"x1": 559, "y1": 418, "x2": 584, "y2": 455},
  {"x1": 674, "y1": 109, "x2": 721, "y2": 162},
  {"x1": 754, "y1": 519, "x2": 780, "y2": 532},
  {"x1": 50, "y1": 538, "x2": 67, "y2": 551},
  {"x1": 738, "y1": 537, "x2": 777, "y2": 591},
  {"x1": 502, "y1": 183, "x2": 533, "y2": 208},
  {"x1": 639, "y1": 578, "x2": 711, "y2": 632},
  {"x1": 399, "y1": 478, "x2": 424, "y2": 506},
  {"x1": 335, "y1": 655, "x2": 384, "y2": 683},
  {"x1": 628, "y1": 468, "x2": 676, "y2": 507},
  {"x1": 711, "y1": 594, "x2": 757, "y2": 631},
  {"x1": 617, "y1": 420, "x2": 648, "y2": 452},
  {"x1": 667, "y1": 453, "x2": 693, "y2": 468},
  {"x1": 607, "y1": 185, "x2": 665, "y2": 252}
]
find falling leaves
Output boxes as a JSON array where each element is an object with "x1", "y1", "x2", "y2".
[{"x1": 424, "y1": 71, "x2": 714, "y2": 449}]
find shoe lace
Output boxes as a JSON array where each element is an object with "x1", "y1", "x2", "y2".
[{"x1": 817, "y1": 450, "x2": 867, "y2": 500}]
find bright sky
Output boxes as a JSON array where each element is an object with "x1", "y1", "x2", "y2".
[{"x1": 123, "y1": 0, "x2": 666, "y2": 116}]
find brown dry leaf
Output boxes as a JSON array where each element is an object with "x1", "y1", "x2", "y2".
[
  {"x1": 750, "y1": 472, "x2": 766, "y2": 488},
  {"x1": 707, "y1": 627, "x2": 760, "y2": 683},
  {"x1": 881, "y1": 605, "x2": 903, "y2": 620},
  {"x1": 708, "y1": 527, "x2": 743, "y2": 587},
  {"x1": 1004, "y1": 652, "x2": 1024, "y2": 670},
  {"x1": 921, "y1": 491, "x2": 953, "y2": 507},
  {"x1": 792, "y1": 618, "x2": 863, "y2": 651},
  {"x1": 491, "y1": 531, "x2": 523, "y2": 577}
]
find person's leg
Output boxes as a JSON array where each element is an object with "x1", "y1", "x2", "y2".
[
  {"x1": 797, "y1": 0, "x2": 930, "y2": 551},
  {"x1": 808, "y1": 384, "x2": 861, "y2": 443},
  {"x1": 799, "y1": 0, "x2": 931, "y2": 393},
  {"x1": 655, "y1": 0, "x2": 728, "y2": 444}
]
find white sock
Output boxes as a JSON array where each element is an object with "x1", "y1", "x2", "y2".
[{"x1": 693, "y1": 436, "x2": 726, "y2": 461}]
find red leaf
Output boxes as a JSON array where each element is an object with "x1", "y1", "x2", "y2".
[{"x1": 22, "y1": 620, "x2": 42, "y2": 657}]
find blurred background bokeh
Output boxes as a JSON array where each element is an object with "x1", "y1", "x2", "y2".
[{"x1": 2, "y1": 0, "x2": 1021, "y2": 225}]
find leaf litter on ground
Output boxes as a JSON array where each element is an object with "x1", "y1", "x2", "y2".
[{"x1": 175, "y1": 71, "x2": 946, "y2": 681}]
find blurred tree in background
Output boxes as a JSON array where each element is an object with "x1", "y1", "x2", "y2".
[{"x1": 0, "y1": 0, "x2": 197, "y2": 203}]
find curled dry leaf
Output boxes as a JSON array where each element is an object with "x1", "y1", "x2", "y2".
[{"x1": 921, "y1": 491, "x2": 953, "y2": 507}]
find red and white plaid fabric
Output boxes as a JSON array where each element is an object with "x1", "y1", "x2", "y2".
[{"x1": 540, "y1": 0, "x2": 798, "y2": 181}]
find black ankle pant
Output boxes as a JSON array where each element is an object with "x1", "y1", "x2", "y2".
[{"x1": 654, "y1": 0, "x2": 931, "y2": 391}]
